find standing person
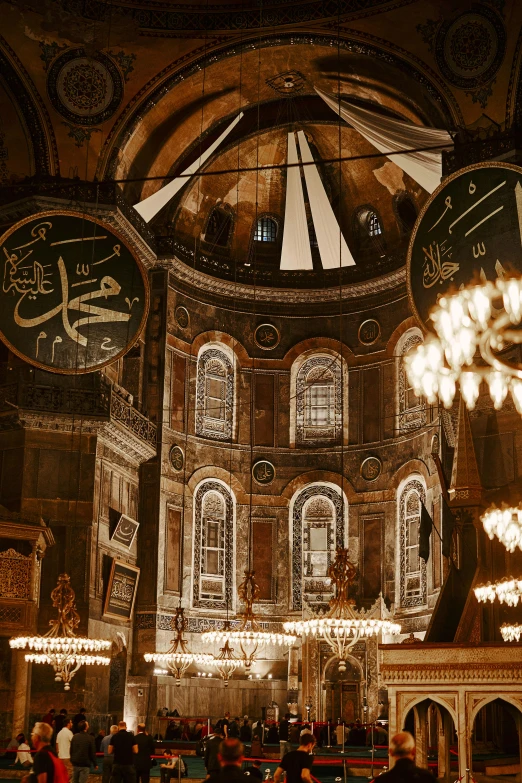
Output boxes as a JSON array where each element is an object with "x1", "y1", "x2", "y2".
[
  {"x1": 108, "y1": 721, "x2": 138, "y2": 783},
  {"x1": 56, "y1": 718, "x2": 74, "y2": 780},
  {"x1": 54, "y1": 711, "x2": 68, "y2": 740},
  {"x1": 279, "y1": 714, "x2": 291, "y2": 759},
  {"x1": 206, "y1": 738, "x2": 244, "y2": 783},
  {"x1": 29, "y1": 722, "x2": 67, "y2": 783},
  {"x1": 239, "y1": 718, "x2": 251, "y2": 744},
  {"x1": 72, "y1": 709, "x2": 86, "y2": 734},
  {"x1": 43, "y1": 709, "x2": 56, "y2": 727},
  {"x1": 222, "y1": 714, "x2": 230, "y2": 739},
  {"x1": 273, "y1": 732, "x2": 316, "y2": 783},
  {"x1": 134, "y1": 723, "x2": 155, "y2": 783},
  {"x1": 204, "y1": 727, "x2": 224, "y2": 778},
  {"x1": 101, "y1": 725, "x2": 118, "y2": 783},
  {"x1": 228, "y1": 718, "x2": 240, "y2": 739},
  {"x1": 335, "y1": 722, "x2": 345, "y2": 748},
  {"x1": 95, "y1": 732, "x2": 106, "y2": 754},
  {"x1": 70, "y1": 720, "x2": 97, "y2": 783},
  {"x1": 377, "y1": 732, "x2": 434, "y2": 783}
]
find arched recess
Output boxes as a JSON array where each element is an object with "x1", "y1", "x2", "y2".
[
  {"x1": 396, "y1": 474, "x2": 427, "y2": 610},
  {"x1": 470, "y1": 694, "x2": 522, "y2": 726},
  {"x1": 289, "y1": 348, "x2": 349, "y2": 448},
  {"x1": 322, "y1": 653, "x2": 365, "y2": 724},
  {"x1": 0, "y1": 36, "x2": 59, "y2": 176},
  {"x1": 400, "y1": 694, "x2": 458, "y2": 728},
  {"x1": 394, "y1": 327, "x2": 426, "y2": 433},
  {"x1": 289, "y1": 481, "x2": 348, "y2": 611},
  {"x1": 195, "y1": 341, "x2": 238, "y2": 442},
  {"x1": 191, "y1": 477, "x2": 236, "y2": 612}
]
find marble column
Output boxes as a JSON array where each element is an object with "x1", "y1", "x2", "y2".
[
  {"x1": 287, "y1": 646, "x2": 299, "y2": 716},
  {"x1": 413, "y1": 701, "x2": 429, "y2": 770},
  {"x1": 437, "y1": 708, "x2": 452, "y2": 779},
  {"x1": 12, "y1": 651, "x2": 30, "y2": 736}
]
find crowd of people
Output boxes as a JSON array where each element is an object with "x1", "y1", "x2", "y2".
[{"x1": 3, "y1": 707, "x2": 423, "y2": 783}]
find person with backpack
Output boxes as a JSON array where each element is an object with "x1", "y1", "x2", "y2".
[{"x1": 25, "y1": 722, "x2": 69, "y2": 783}]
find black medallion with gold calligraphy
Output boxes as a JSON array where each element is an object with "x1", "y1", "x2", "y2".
[
  {"x1": 407, "y1": 162, "x2": 522, "y2": 333},
  {"x1": 0, "y1": 212, "x2": 148, "y2": 373}
]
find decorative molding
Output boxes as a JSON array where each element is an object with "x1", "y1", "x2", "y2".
[
  {"x1": 399, "y1": 479, "x2": 427, "y2": 609},
  {"x1": 292, "y1": 485, "x2": 344, "y2": 611},
  {"x1": 382, "y1": 662, "x2": 522, "y2": 682},
  {"x1": 192, "y1": 481, "x2": 234, "y2": 610}
]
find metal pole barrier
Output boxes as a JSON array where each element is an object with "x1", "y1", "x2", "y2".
[
  {"x1": 341, "y1": 724, "x2": 345, "y2": 755},
  {"x1": 327, "y1": 722, "x2": 331, "y2": 748},
  {"x1": 370, "y1": 725, "x2": 375, "y2": 780},
  {"x1": 178, "y1": 754, "x2": 182, "y2": 783},
  {"x1": 343, "y1": 758, "x2": 347, "y2": 783},
  {"x1": 208, "y1": 717, "x2": 211, "y2": 736},
  {"x1": 311, "y1": 721, "x2": 314, "y2": 735}
]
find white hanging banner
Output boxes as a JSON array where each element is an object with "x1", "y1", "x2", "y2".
[
  {"x1": 280, "y1": 132, "x2": 314, "y2": 270},
  {"x1": 315, "y1": 87, "x2": 453, "y2": 194},
  {"x1": 133, "y1": 112, "x2": 244, "y2": 223},
  {"x1": 297, "y1": 130, "x2": 356, "y2": 269}
]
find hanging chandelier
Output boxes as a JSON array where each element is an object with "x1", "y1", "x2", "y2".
[
  {"x1": 481, "y1": 505, "x2": 522, "y2": 553},
  {"x1": 283, "y1": 548, "x2": 401, "y2": 672},
  {"x1": 10, "y1": 574, "x2": 110, "y2": 690},
  {"x1": 404, "y1": 278, "x2": 522, "y2": 412},
  {"x1": 475, "y1": 577, "x2": 522, "y2": 607},
  {"x1": 144, "y1": 607, "x2": 214, "y2": 685},
  {"x1": 201, "y1": 571, "x2": 297, "y2": 672},
  {"x1": 500, "y1": 623, "x2": 522, "y2": 642},
  {"x1": 210, "y1": 636, "x2": 242, "y2": 687}
]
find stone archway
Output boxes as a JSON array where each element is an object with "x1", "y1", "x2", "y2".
[
  {"x1": 323, "y1": 654, "x2": 364, "y2": 725},
  {"x1": 471, "y1": 697, "x2": 522, "y2": 776},
  {"x1": 403, "y1": 697, "x2": 457, "y2": 779}
]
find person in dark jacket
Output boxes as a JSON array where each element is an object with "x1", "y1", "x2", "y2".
[
  {"x1": 378, "y1": 732, "x2": 433, "y2": 783},
  {"x1": 206, "y1": 739, "x2": 244, "y2": 783},
  {"x1": 134, "y1": 724, "x2": 155, "y2": 783},
  {"x1": 239, "y1": 719, "x2": 252, "y2": 744},
  {"x1": 70, "y1": 720, "x2": 97, "y2": 783},
  {"x1": 204, "y1": 728, "x2": 225, "y2": 778}
]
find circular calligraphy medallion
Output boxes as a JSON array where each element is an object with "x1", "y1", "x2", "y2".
[
  {"x1": 169, "y1": 445, "x2": 184, "y2": 472},
  {"x1": 358, "y1": 319, "x2": 381, "y2": 346},
  {"x1": 0, "y1": 211, "x2": 148, "y2": 374},
  {"x1": 360, "y1": 456, "x2": 382, "y2": 482},
  {"x1": 175, "y1": 306, "x2": 189, "y2": 329},
  {"x1": 407, "y1": 161, "x2": 522, "y2": 333},
  {"x1": 47, "y1": 48, "x2": 123, "y2": 125},
  {"x1": 435, "y1": 7, "x2": 506, "y2": 89},
  {"x1": 252, "y1": 459, "x2": 276, "y2": 485},
  {"x1": 254, "y1": 323, "x2": 280, "y2": 350}
]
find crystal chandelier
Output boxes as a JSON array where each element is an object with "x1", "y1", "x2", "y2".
[
  {"x1": 202, "y1": 571, "x2": 297, "y2": 672},
  {"x1": 144, "y1": 607, "x2": 213, "y2": 685},
  {"x1": 210, "y1": 636, "x2": 242, "y2": 687},
  {"x1": 10, "y1": 574, "x2": 110, "y2": 690},
  {"x1": 284, "y1": 548, "x2": 401, "y2": 672},
  {"x1": 481, "y1": 505, "x2": 522, "y2": 552},
  {"x1": 404, "y1": 278, "x2": 522, "y2": 412},
  {"x1": 475, "y1": 577, "x2": 522, "y2": 607},
  {"x1": 500, "y1": 623, "x2": 522, "y2": 642}
]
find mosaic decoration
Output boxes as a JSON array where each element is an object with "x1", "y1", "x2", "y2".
[
  {"x1": 296, "y1": 356, "x2": 342, "y2": 446},
  {"x1": 252, "y1": 460, "x2": 275, "y2": 485},
  {"x1": 292, "y1": 485, "x2": 345, "y2": 611},
  {"x1": 360, "y1": 456, "x2": 382, "y2": 482},
  {"x1": 169, "y1": 445, "x2": 184, "y2": 472},
  {"x1": 195, "y1": 348, "x2": 234, "y2": 441},
  {"x1": 254, "y1": 323, "x2": 280, "y2": 350},
  {"x1": 47, "y1": 48, "x2": 124, "y2": 125},
  {"x1": 38, "y1": 41, "x2": 67, "y2": 71},
  {"x1": 106, "y1": 50, "x2": 136, "y2": 82},
  {"x1": 399, "y1": 480, "x2": 427, "y2": 609},
  {"x1": 192, "y1": 481, "x2": 234, "y2": 610},
  {"x1": 175, "y1": 306, "x2": 189, "y2": 329},
  {"x1": 398, "y1": 334, "x2": 426, "y2": 431},
  {"x1": 358, "y1": 319, "x2": 381, "y2": 346},
  {"x1": 434, "y1": 7, "x2": 506, "y2": 106},
  {"x1": 62, "y1": 122, "x2": 102, "y2": 148},
  {"x1": 103, "y1": 559, "x2": 140, "y2": 620},
  {"x1": 0, "y1": 212, "x2": 148, "y2": 374}
]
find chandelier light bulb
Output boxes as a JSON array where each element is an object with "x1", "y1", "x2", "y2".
[
  {"x1": 405, "y1": 276, "x2": 522, "y2": 415},
  {"x1": 482, "y1": 505, "x2": 522, "y2": 553},
  {"x1": 501, "y1": 623, "x2": 522, "y2": 642},
  {"x1": 475, "y1": 577, "x2": 522, "y2": 607}
]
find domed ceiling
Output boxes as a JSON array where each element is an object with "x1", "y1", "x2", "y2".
[{"x1": 108, "y1": 35, "x2": 455, "y2": 288}]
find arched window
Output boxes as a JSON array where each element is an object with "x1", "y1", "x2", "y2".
[
  {"x1": 396, "y1": 330, "x2": 426, "y2": 431},
  {"x1": 291, "y1": 485, "x2": 345, "y2": 610},
  {"x1": 354, "y1": 206, "x2": 385, "y2": 256},
  {"x1": 205, "y1": 207, "x2": 233, "y2": 247},
  {"x1": 193, "y1": 481, "x2": 234, "y2": 609},
  {"x1": 398, "y1": 479, "x2": 427, "y2": 608},
  {"x1": 367, "y1": 211, "x2": 382, "y2": 237},
  {"x1": 396, "y1": 194, "x2": 418, "y2": 234},
  {"x1": 196, "y1": 348, "x2": 234, "y2": 441},
  {"x1": 254, "y1": 216, "x2": 278, "y2": 243},
  {"x1": 295, "y1": 356, "x2": 341, "y2": 445}
]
